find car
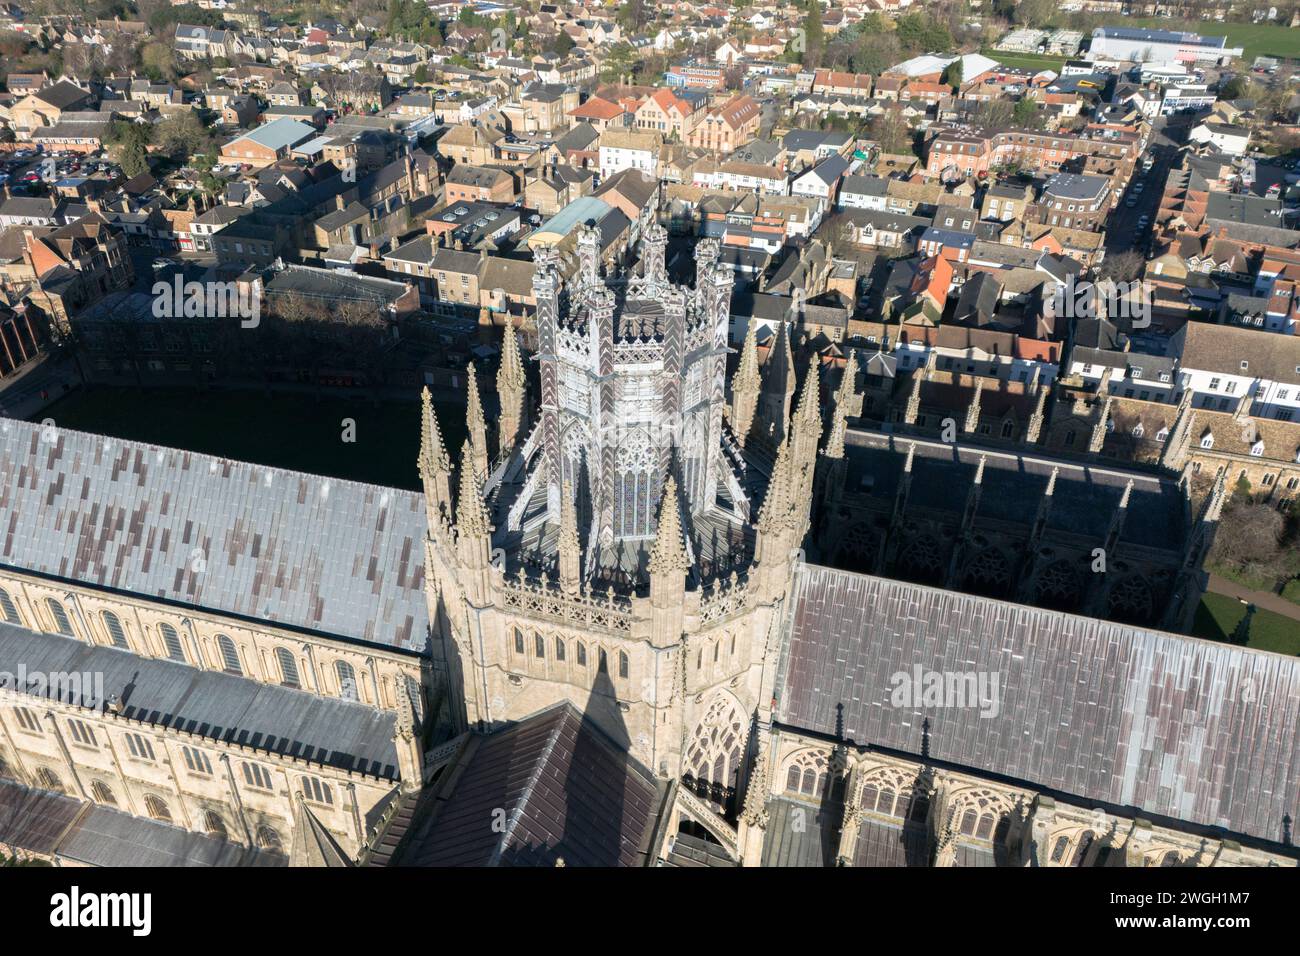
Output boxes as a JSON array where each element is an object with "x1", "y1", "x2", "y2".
[
  {"x1": 152, "y1": 257, "x2": 178, "y2": 271},
  {"x1": 1137, "y1": 216, "x2": 1150, "y2": 228},
  {"x1": 1126, "y1": 197, "x2": 1137, "y2": 208},
  {"x1": 1133, "y1": 182, "x2": 1144, "y2": 192}
]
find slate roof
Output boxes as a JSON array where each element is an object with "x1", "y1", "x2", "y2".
[
  {"x1": 0, "y1": 419, "x2": 428, "y2": 651},
  {"x1": 776, "y1": 566, "x2": 1300, "y2": 847},
  {"x1": 0, "y1": 780, "x2": 286, "y2": 866},
  {"x1": 759, "y1": 796, "x2": 839, "y2": 866},
  {"x1": 843, "y1": 430, "x2": 1185, "y2": 547},
  {"x1": 0, "y1": 622, "x2": 400, "y2": 778},
  {"x1": 393, "y1": 701, "x2": 663, "y2": 866}
]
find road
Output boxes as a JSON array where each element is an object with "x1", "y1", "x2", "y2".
[{"x1": 1104, "y1": 118, "x2": 1183, "y2": 257}]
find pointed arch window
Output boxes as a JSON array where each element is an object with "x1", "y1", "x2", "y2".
[
  {"x1": 102, "y1": 611, "x2": 128, "y2": 649},
  {"x1": 159, "y1": 622, "x2": 186, "y2": 662},
  {"x1": 256, "y1": 826, "x2": 283, "y2": 853},
  {"x1": 0, "y1": 587, "x2": 20, "y2": 625},
  {"x1": 37, "y1": 767, "x2": 63, "y2": 793},
  {"x1": 91, "y1": 781, "x2": 116, "y2": 806},
  {"x1": 217, "y1": 635, "x2": 242, "y2": 675},
  {"x1": 555, "y1": 637, "x2": 566, "y2": 661},
  {"x1": 576, "y1": 642, "x2": 587, "y2": 667},
  {"x1": 144, "y1": 794, "x2": 171, "y2": 822},
  {"x1": 47, "y1": 598, "x2": 74, "y2": 636},
  {"x1": 275, "y1": 647, "x2": 300, "y2": 688},
  {"x1": 203, "y1": 810, "x2": 228, "y2": 841},
  {"x1": 336, "y1": 661, "x2": 358, "y2": 701},
  {"x1": 535, "y1": 633, "x2": 545, "y2": 658},
  {"x1": 514, "y1": 628, "x2": 525, "y2": 655},
  {"x1": 618, "y1": 651, "x2": 629, "y2": 678}
]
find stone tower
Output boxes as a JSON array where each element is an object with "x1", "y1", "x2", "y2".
[{"x1": 424, "y1": 225, "x2": 814, "y2": 810}]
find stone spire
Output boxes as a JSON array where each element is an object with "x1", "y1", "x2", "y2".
[
  {"x1": 904, "y1": 361, "x2": 925, "y2": 425},
  {"x1": 791, "y1": 355, "x2": 822, "y2": 484},
  {"x1": 455, "y1": 439, "x2": 491, "y2": 541},
  {"x1": 762, "y1": 319, "x2": 796, "y2": 445},
  {"x1": 496, "y1": 323, "x2": 527, "y2": 458},
  {"x1": 558, "y1": 480, "x2": 582, "y2": 594},
  {"x1": 1104, "y1": 478, "x2": 1134, "y2": 553},
  {"x1": 740, "y1": 747, "x2": 770, "y2": 828},
  {"x1": 730, "y1": 319, "x2": 761, "y2": 447},
  {"x1": 834, "y1": 349, "x2": 860, "y2": 419},
  {"x1": 825, "y1": 410, "x2": 847, "y2": 460},
  {"x1": 393, "y1": 678, "x2": 422, "y2": 793},
  {"x1": 758, "y1": 438, "x2": 795, "y2": 534},
  {"x1": 1088, "y1": 394, "x2": 1112, "y2": 453},
  {"x1": 963, "y1": 377, "x2": 984, "y2": 434},
  {"x1": 418, "y1": 386, "x2": 452, "y2": 523},
  {"x1": 647, "y1": 474, "x2": 691, "y2": 578},
  {"x1": 1025, "y1": 377, "x2": 1049, "y2": 445},
  {"x1": 465, "y1": 363, "x2": 490, "y2": 479}
]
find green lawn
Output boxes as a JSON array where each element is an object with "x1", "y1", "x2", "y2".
[
  {"x1": 1122, "y1": 19, "x2": 1300, "y2": 62},
  {"x1": 33, "y1": 387, "x2": 468, "y2": 492},
  {"x1": 983, "y1": 49, "x2": 1069, "y2": 73},
  {"x1": 1192, "y1": 592, "x2": 1300, "y2": 656},
  {"x1": 1282, "y1": 579, "x2": 1300, "y2": 607}
]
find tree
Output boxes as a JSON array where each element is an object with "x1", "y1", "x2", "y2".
[
  {"x1": 1208, "y1": 499, "x2": 1300, "y2": 588},
  {"x1": 868, "y1": 109, "x2": 913, "y2": 156},
  {"x1": 1012, "y1": 97, "x2": 1045, "y2": 129},
  {"x1": 108, "y1": 121, "x2": 152, "y2": 178},
  {"x1": 1096, "y1": 250, "x2": 1143, "y2": 284},
  {"x1": 1218, "y1": 74, "x2": 1254, "y2": 101},
  {"x1": 154, "y1": 110, "x2": 212, "y2": 162},
  {"x1": 140, "y1": 41, "x2": 177, "y2": 83},
  {"x1": 802, "y1": 0, "x2": 825, "y2": 69},
  {"x1": 941, "y1": 58, "x2": 963, "y2": 92}
]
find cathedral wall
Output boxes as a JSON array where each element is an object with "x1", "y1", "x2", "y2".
[
  {"x1": 0, "y1": 690, "x2": 395, "y2": 858},
  {"x1": 0, "y1": 570, "x2": 424, "y2": 716},
  {"x1": 748, "y1": 728, "x2": 1295, "y2": 867}
]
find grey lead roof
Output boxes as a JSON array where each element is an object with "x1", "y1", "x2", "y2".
[
  {"x1": 0, "y1": 780, "x2": 285, "y2": 866},
  {"x1": 777, "y1": 566, "x2": 1300, "y2": 847},
  {"x1": 0, "y1": 419, "x2": 428, "y2": 651},
  {"x1": 0, "y1": 622, "x2": 399, "y2": 779}
]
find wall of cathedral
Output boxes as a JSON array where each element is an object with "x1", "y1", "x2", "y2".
[
  {"x1": 737, "y1": 729, "x2": 1293, "y2": 867},
  {"x1": 0, "y1": 685, "x2": 396, "y2": 859},
  {"x1": 0, "y1": 570, "x2": 425, "y2": 716}
]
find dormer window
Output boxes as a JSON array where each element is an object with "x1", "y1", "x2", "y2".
[
  {"x1": 1156, "y1": 428, "x2": 1169, "y2": 442},
  {"x1": 1251, "y1": 441, "x2": 1265, "y2": 457},
  {"x1": 1201, "y1": 433, "x2": 1214, "y2": 449},
  {"x1": 1240, "y1": 360, "x2": 1249, "y2": 370},
  {"x1": 1132, "y1": 423, "x2": 1144, "y2": 437}
]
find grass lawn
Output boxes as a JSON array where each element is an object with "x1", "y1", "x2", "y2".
[
  {"x1": 1122, "y1": 18, "x2": 1300, "y2": 62},
  {"x1": 33, "y1": 387, "x2": 468, "y2": 492},
  {"x1": 1192, "y1": 592, "x2": 1300, "y2": 656},
  {"x1": 1282, "y1": 579, "x2": 1300, "y2": 607},
  {"x1": 983, "y1": 49, "x2": 1069, "y2": 73}
]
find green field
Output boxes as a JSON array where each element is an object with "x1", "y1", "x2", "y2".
[
  {"x1": 1123, "y1": 18, "x2": 1300, "y2": 62},
  {"x1": 1192, "y1": 592, "x2": 1300, "y2": 656},
  {"x1": 33, "y1": 387, "x2": 468, "y2": 492},
  {"x1": 983, "y1": 49, "x2": 1069, "y2": 73}
]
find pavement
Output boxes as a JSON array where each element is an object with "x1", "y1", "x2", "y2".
[
  {"x1": 0, "y1": 353, "x2": 84, "y2": 420},
  {"x1": 1207, "y1": 574, "x2": 1300, "y2": 624}
]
